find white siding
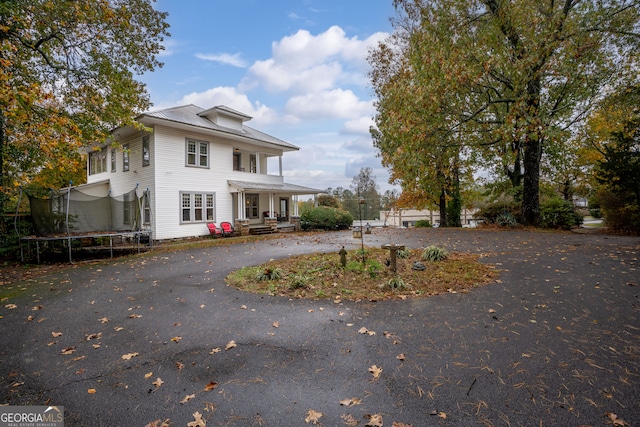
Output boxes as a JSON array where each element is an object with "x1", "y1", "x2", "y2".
[
  {"x1": 152, "y1": 125, "x2": 238, "y2": 240},
  {"x1": 87, "y1": 122, "x2": 292, "y2": 240}
]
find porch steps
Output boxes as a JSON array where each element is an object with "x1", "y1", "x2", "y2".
[{"x1": 249, "y1": 226, "x2": 276, "y2": 235}]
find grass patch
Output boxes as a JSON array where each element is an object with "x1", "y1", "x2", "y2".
[{"x1": 226, "y1": 247, "x2": 499, "y2": 301}]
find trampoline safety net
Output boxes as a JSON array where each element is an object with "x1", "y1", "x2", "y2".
[{"x1": 28, "y1": 186, "x2": 149, "y2": 236}]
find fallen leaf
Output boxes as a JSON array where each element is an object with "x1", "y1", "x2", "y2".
[
  {"x1": 209, "y1": 348, "x2": 221, "y2": 354},
  {"x1": 225, "y1": 340, "x2": 237, "y2": 350},
  {"x1": 391, "y1": 422, "x2": 413, "y2": 427},
  {"x1": 438, "y1": 412, "x2": 447, "y2": 419},
  {"x1": 175, "y1": 362, "x2": 185, "y2": 370},
  {"x1": 92, "y1": 344, "x2": 101, "y2": 349},
  {"x1": 31, "y1": 305, "x2": 42, "y2": 311},
  {"x1": 396, "y1": 353, "x2": 406, "y2": 361},
  {"x1": 98, "y1": 317, "x2": 109, "y2": 324},
  {"x1": 204, "y1": 381, "x2": 218, "y2": 391},
  {"x1": 52, "y1": 331, "x2": 63, "y2": 338},
  {"x1": 341, "y1": 413, "x2": 359, "y2": 426},
  {"x1": 87, "y1": 388, "x2": 96, "y2": 394},
  {"x1": 61, "y1": 347, "x2": 76, "y2": 355},
  {"x1": 85, "y1": 333, "x2": 102, "y2": 341},
  {"x1": 187, "y1": 411, "x2": 206, "y2": 427},
  {"x1": 606, "y1": 412, "x2": 629, "y2": 426},
  {"x1": 121, "y1": 352, "x2": 139, "y2": 360},
  {"x1": 144, "y1": 372, "x2": 153, "y2": 379},
  {"x1": 365, "y1": 413, "x2": 383, "y2": 426},
  {"x1": 339, "y1": 398, "x2": 362, "y2": 407},
  {"x1": 144, "y1": 419, "x2": 171, "y2": 427},
  {"x1": 369, "y1": 365, "x2": 382, "y2": 380},
  {"x1": 114, "y1": 326, "x2": 124, "y2": 331},
  {"x1": 152, "y1": 377, "x2": 164, "y2": 388},
  {"x1": 305, "y1": 409, "x2": 323, "y2": 424},
  {"x1": 5, "y1": 304, "x2": 17, "y2": 309},
  {"x1": 272, "y1": 321, "x2": 280, "y2": 328},
  {"x1": 129, "y1": 314, "x2": 142, "y2": 319},
  {"x1": 27, "y1": 315, "x2": 33, "y2": 322},
  {"x1": 171, "y1": 336, "x2": 182, "y2": 343},
  {"x1": 241, "y1": 305, "x2": 247, "y2": 309},
  {"x1": 180, "y1": 394, "x2": 196, "y2": 404}
]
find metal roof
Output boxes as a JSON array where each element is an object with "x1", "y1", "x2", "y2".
[
  {"x1": 138, "y1": 105, "x2": 299, "y2": 151},
  {"x1": 227, "y1": 180, "x2": 324, "y2": 195}
]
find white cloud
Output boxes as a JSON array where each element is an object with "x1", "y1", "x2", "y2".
[
  {"x1": 341, "y1": 116, "x2": 374, "y2": 135},
  {"x1": 177, "y1": 87, "x2": 277, "y2": 124},
  {"x1": 195, "y1": 52, "x2": 248, "y2": 68},
  {"x1": 242, "y1": 25, "x2": 389, "y2": 95},
  {"x1": 285, "y1": 89, "x2": 374, "y2": 120}
]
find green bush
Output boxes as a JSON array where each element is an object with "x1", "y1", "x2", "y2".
[
  {"x1": 384, "y1": 276, "x2": 406, "y2": 290},
  {"x1": 255, "y1": 266, "x2": 282, "y2": 281},
  {"x1": 414, "y1": 219, "x2": 432, "y2": 228},
  {"x1": 422, "y1": 245, "x2": 448, "y2": 262},
  {"x1": 598, "y1": 190, "x2": 640, "y2": 234},
  {"x1": 300, "y1": 206, "x2": 353, "y2": 231},
  {"x1": 539, "y1": 197, "x2": 583, "y2": 230},
  {"x1": 476, "y1": 200, "x2": 522, "y2": 224},
  {"x1": 367, "y1": 259, "x2": 383, "y2": 278}
]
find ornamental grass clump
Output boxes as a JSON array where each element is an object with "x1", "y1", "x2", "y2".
[
  {"x1": 255, "y1": 266, "x2": 282, "y2": 281},
  {"x1": 422, "y1": 245, "x2": 449, "y2": 262}
]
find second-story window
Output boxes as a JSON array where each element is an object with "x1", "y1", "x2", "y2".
[
  {"x1": 250, "y1": 154, "x2": 257, "y2": 173},
  {"x1": 123, "y1": 144, "x2": 130, "y2": 172},
  {"x1": 142, "y1": 136, "x2": 150, "y2": 167},
  {"x1": 186, "y1": 139, "x2": 208, "y2": 167}
]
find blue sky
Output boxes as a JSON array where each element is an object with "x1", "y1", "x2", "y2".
[{"x1": 140, "y1": 0, "x2": 397, "y2": 193}]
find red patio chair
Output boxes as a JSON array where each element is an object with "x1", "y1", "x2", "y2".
[
  {"x1": 220, "y1": 221, "x2": 235, "y2": 237},
  {"x1": 207, "y1": 223, "x2": 222, "y2": 237}
]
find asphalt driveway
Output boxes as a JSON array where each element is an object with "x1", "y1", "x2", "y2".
[{"x1": 1, "y1": 228, "x2": 639, "y2": 426}]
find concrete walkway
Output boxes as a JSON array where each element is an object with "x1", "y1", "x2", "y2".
[{"x1": 1, "y1": 228, "x2": 639, "y2": 426}]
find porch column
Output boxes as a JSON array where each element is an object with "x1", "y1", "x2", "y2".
[
  {"x1": 255, "y1": 152, "x2": 261, "y2": 174},
  {"x1": 269, "y1": 193, "x2": 274, "y2": 217},
  {"x1": 293, "y1": 195, "x2": 299, "y2": 216},
  {"x1": 278, "y1": 156, "x2": 283, "y2": 177}
]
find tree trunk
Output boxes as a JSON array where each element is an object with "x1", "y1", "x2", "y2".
[
  {"x1": 0, "y1": 111, "x2": 6, "y2": 237},
  {"x1": 522, "y1": 135, "x2": 541, "y2": 226},
  {"x1": 439, "y1": 187, "x2": 447, "y2": 227}
]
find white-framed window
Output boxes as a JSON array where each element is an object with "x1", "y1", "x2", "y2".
[
  {"x1": 111, "y1": 148, "x2": 116, "y2": 172},
  {"x1": 143, "y1": 192, "x2": 151, "y2": 225},
  {"x1": 186, "y1": 139, "x2": 208, "y2": 168},
  {"x1": 245, "y1": 193, "x2": 259, "y2": 219},
  {"x1": 180, "y1": 192, "x2": 215, "y2": 223},
  {"x1": 89, "y1": 149, "x2": 107, "y2": 175},
  {"x1": 250, "y1": 154, "x2": 257, "y2": 173},
  {"x1": 142, "y1": 135, "x2": 150, "y2": 167},
  {"x1": 123, "y1": 143, "x2": 130, "y2": 172},
  {"x1": 123, "y1": 193, "x2": 130, "y2": 225}
]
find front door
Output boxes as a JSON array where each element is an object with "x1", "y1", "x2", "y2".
[{"x1": 279, "y1": 198, "x2": 288, "y2": 221}]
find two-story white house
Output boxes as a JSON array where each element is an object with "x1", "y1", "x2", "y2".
[{"x1": 83, "y1": 104, "x2": 323, "y2": 240}]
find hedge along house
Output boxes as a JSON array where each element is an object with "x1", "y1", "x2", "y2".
[{"x1": 84, "y1": 104, "x2": 324, "y2": 240}]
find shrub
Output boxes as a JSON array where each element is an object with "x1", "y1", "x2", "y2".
[
  {"x1": 396, "y1": 248, "x2": 410, "y2": 259},
  {"x1": 539, "y1": 197, "x2": 583, "y2": 230},
  {"x1": 300, "y1": 206, "x2": 353, "y2": 231},
  {"x1": 367, "y1": 259, "x2": 383, "y2": 278},
  {"x1": 414, "y1": 219, "x2": 432, "y2": 228},
  {"x1": 422, "y1": 245, "x2": 448, "y2": 262},
  {"x1": 384, "y1": 276, "x2": 406, "y2": 290},
  {"x1": 288, "y1": 274, "x2": 311, "y2": 290},
  {"x1": 255, "y1": 266, "x2": 282, "y2": 281},
  {"x1": 598, "y1": 190, "x2": 640, "y2": 234},
  {"x1": 476, "y1": 200, "x2": 522, "y2": 225},
  {"x1": 496, "y1": 212, "x2": 517, "y2": 227}
]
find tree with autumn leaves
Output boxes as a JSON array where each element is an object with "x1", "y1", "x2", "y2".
[
  {"x1": 0, "y1": 0, "x2": 170, "y2": 231},
  {"x1": 369, "y1": 0, "x2": 640, "y2": 226}
]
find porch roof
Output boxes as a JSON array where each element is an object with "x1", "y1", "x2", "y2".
[{"x1": 228, "y1": 180, "x2": 324, "y2": 195}]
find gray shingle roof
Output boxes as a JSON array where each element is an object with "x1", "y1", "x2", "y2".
[{"x1": 139, "y1": 105, "x2": 299, "y2": 151}]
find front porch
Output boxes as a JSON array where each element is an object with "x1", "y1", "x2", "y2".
[{"x1": 228, "y1": 179, "x2": 323, "y2": 236}]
